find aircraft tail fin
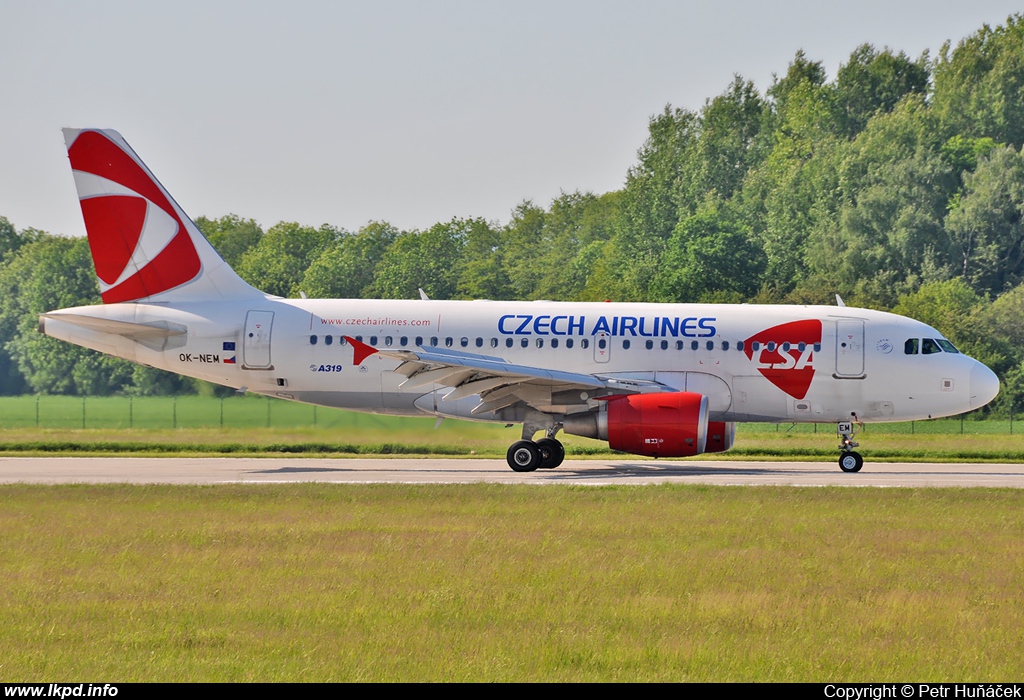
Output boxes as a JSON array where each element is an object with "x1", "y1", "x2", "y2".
[{"x1": 62, "y1": 128, "x2": 263, "y2": 303}]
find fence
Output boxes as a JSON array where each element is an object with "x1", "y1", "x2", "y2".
[
  {"x1": 0, "y1": 395, "x2": 1014, "y2": 434},
  {"x1": 0, "y1": 395, "x2": 428, "y2": 431}
]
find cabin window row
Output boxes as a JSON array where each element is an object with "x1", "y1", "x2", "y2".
[{"x1": 308, "y1": 335, "x2": 822, "y2": 354}]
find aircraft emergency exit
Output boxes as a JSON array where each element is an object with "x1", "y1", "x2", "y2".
[{"x1": 40, "y1": 129, "x2": 1001, "y2": 472}]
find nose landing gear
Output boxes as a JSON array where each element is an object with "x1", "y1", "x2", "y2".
[{"x1": 837, "y1": 419, "x2": 863, "y2": 472}]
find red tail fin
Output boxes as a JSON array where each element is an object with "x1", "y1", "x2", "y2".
[{"x1": 63, "y1": 129, "x2": 261, "y2": 303}]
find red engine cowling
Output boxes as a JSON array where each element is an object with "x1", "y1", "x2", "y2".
[
  {"x1": 704, "y1": 421, "x2": 736, "y2": 453},
  {"x1": 606, "y1": 392, "x2": 709, "y2": 457}
]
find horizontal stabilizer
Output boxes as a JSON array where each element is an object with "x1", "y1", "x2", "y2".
[{"x1": 40, "y1": 312, "x2": 187, "y2": 351}]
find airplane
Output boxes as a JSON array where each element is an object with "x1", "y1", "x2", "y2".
[{"x1": 39, "y1": 129, "x2": 1001, "y2": 473}]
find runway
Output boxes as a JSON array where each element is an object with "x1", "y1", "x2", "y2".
[{"x1": 1, "y1": 456, "x2": 1023, "y2": 487}]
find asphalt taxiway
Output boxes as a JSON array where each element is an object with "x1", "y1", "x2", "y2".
[{"x1": 0, "y1": 457, "x2": 1023, "y2": 487}]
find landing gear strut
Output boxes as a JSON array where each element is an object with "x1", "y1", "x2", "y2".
[{"x1": 837, "y1": 419, "x2": 863, "y2": 473}]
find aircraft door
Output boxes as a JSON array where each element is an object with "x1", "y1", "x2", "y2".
[
  {"x1": 835, "y1": 319, "x2": 865, "y2": 377},
  {"x1": 243, "y1": 310, "x2": 274, "y2": 369},
  {"x1": 593, "y1": 331, "x2": 611, "y2": 363}
]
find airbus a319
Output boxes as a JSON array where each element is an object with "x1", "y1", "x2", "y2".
[{"x1": 40, "y1": 129, "x2": 1001, "y2": 472}]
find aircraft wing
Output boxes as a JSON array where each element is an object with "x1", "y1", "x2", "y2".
[{"x1": 344, "y1": 336, "x2": 670, "y2": 415}]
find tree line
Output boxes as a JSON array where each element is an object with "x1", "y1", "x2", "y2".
[{"x1": 2, "y1": 16, "x2": 1024, "y2": 414}]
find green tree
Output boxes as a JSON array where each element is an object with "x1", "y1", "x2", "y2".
[
  {"x1": 945, "y1": 145, "x2": 1024, "y2": 295},
  {"x1": 832, "y1": 44, "x2": 929, "y2": 138},
  {"x1": 236, "y1": 222, "x2": 339, "y2": 297},
  {"x1": 933, "y1": 14, "x2": 1024, "y2": 148},
  {"x1": 370, "y1": 219, "x2": 467, "y2": 299},
  {"x1": 455, "y1": 218, "x2": 510, "y2": 300},
  {"x1": 0, "y1": 236, "x2": 134, "y2": 395},
  {"x1": 302, "y1": 221, "x2": 399, "y2": 299},
  {"x1": 195, "y1": 214, "x2": 264, "y2": 268},
  {"x1": 651, "y1": 197, "x2": 765, "y2": 303}
]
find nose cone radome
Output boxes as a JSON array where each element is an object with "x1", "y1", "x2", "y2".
[{"x1": 970, "y1": 362, "x2": 1000, "y2": 409}]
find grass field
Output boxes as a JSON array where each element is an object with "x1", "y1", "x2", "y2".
[
  {"x1": 0, "y1": 395, "x2": 1022, "y2": 460},
  {"x1": 1, "y1": 484, "x2": 1022, "y2": 681}
]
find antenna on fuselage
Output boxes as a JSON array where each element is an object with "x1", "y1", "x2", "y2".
[
  {"x1": 835, "y1": 294, "x2": 846, "y2": 307},
  {"x1": 418, "y1": 288, "x2": 430, "y2": 301}
]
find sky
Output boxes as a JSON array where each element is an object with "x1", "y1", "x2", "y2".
[{"x1": 1, "y1": 0, "x2": 1021, "y2": 237}]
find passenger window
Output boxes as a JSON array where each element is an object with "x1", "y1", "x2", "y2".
[
  {"x1": 506, "y1": 338, "x2": 513, "y2": 348},
  {"x1": 355, "y1": 335, "x2": 363, "y2": 343},
  {"x1": 400, "y1": 337, "x2": 408, "y2": 347},
  {"x1": 922, "y1": 338, "x2": 942, "y2": 354},
  {"x1": 551, "y1": 338, "x2": 559, "y2": 348},
  {"x1": 661, "y1": 340, "x2": 668, "y2": 350},
  {"x1": 536, "y1": 338, "x2": 544, "y2": 348},
  {"x1": 706, "y1": 340, "x2": 714, "y2": 351},
  {"x1": 415, "y1": 336, "x2": 423, "y2": 346},
  {"x1": 676, "y1": 340, "x2": 684, "y2": 350},
  {"x1": 736, "y1": 340, "x2": 744, "y2": 352},
  {"x1": 566, "y1": 339, "x2": 573, "y2": 349},
  {"x1": 782, "y1": 342, "x2": 790, "y2": 352},
  {"x1": 797, "y1": 342, "x2": 805, "y2": 352},
  {"x1": 623, "y1": 340, "x2": 631, "y2": 349},
  {"x1": 369, "y1": 336, "x2": 378, "y2": 345},
  {"x1": 476, "y1": 338, "x2": 483, "y2": 348},
  {"x1": 325, "y1": 335, "x2": 333, "y2": 346},
  {"x1": 490, "y1": 338, "x2": 498, "y2": 348},
  {"x1": 581, "y1": 339, "x2": 589, "y2": 349},
  {"x1": 905, "y1": 339, "x2": 919, "y2": 355},
  {"x1": 645, "y1": 340, "x2": 653, "y2": 350},
  {"x1": 384, "y1": 336, "x2": 393, "y2": 346},
  {"x1": 751, "y1": 341, "x2": 759, "y2": 351},
  {"x1": 722, "y1": 341, "x2": 729, "y2": 351},
  {"x1": 598, "y1": 338, "x2": 607, "y2": 349},
  {"x1": 460, "y1": 337, "x2": 469, "y2": 347},
  {"x1": 520, "y1": 338, "x2": 528, "y2": 348},
  {"x1": 340, "y1": 337, "x2": 348, "y2": 346},
  {"x1": 445, "y1": 337, "x2": 453, "y2": 347},
  {"x1": 766, "y1": 342, "x2": 776, "y2": 352},
  {"x1": 309, "y1": 335, "x2": 317, "y2": 345},
  {"x1": 691, "y1": 340, "x2": 699, "y2": 351},
  {"x1": 813, "y1": 343, "x2": 821, "y2": 352},
  {"x1": 430, "y1": 337, "x2": 438, "y2": 347}
]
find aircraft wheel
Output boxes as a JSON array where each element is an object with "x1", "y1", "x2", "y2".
[
  {"x1": 507, "y1": 440, "x2": 542, "y2": 472},
  {"x1": 536, "y1": 437, "x2": 565, "y2": 469},
  {"x1": 838, "y1": 451, "x2": 864, "y2": 473}
]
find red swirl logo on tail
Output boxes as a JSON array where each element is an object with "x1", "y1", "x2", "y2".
[
  {"x1": 743, "y1": 320, "x2": 822, "y2": 399},
  {"x1": 68, "y1": 131, "x2": 201, "y2": 303}
]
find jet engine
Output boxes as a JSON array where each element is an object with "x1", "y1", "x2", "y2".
[{"x1": 563, "y1": 392, "x2": 711, "y2": 457}]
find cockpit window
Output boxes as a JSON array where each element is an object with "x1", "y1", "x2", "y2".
[
  {"x1": 904, "y1": 338, "x2": 918, "y2": 355},
  {"x1": 922, "y1": 338, "x2": 942, "y2": 354},
  {"x1": 936, "y1": 339, "x2": 960, "y2": 354}
]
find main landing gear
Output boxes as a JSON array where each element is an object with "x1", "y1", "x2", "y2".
[
  {"x1": 506, "y1": 436, "x2": 565, "y2": 472},
  {"x1": 837, "y1": 419, "x2": 863, "y2": 473}
]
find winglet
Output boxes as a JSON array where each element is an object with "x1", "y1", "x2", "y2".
[{"x1": 344, "y1": 336, "x2": 379, "y2": 365}]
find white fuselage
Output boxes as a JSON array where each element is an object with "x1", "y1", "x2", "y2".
[{"x1": 41, "y1": 297, "x2": 997, "y2": 425}]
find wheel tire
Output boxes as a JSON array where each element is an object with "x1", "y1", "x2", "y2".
[
  {"x1": 536, "y1": 437, "x2": 565, "y2": 469},
  {"x1": 507, "y1": 440, "x2": 541, "y2": 472},
  {"x1": 838, "y1": 451, "x2": 864, "y2": 473}
]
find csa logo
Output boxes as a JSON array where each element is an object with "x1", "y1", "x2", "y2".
[
  {"x1": 67, "y1": 131, "x2": 201, "y2": 303},
  {"x1": 743, "y1": 320, "x2": 822, "y2": 400}
]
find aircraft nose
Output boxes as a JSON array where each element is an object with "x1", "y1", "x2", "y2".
[{"x1": 970, "y1": 362, "x2": 1000, "y2": 409}]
